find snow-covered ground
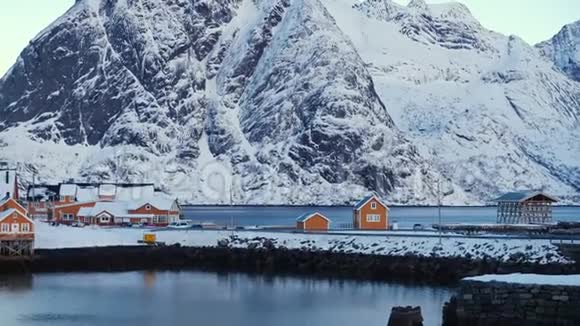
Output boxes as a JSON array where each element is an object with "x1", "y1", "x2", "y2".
[
  {"x1": 464, "y1": 273, "x2": 580, "y2": 286},
  {"x1": 34, "y1": 222, "x2": 572, "y2": 264}
]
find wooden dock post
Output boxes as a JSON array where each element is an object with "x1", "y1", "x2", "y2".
[{"x1": 0, "y1": 239, "x2": 34, "y2": 256}]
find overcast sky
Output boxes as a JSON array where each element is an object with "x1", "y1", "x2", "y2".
[{"x1": 0, "y1": 0, "x2": 578, "y2": 76}]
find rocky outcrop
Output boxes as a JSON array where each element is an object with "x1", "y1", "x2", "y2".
[
  {"x1": 0, "y1": 0, "x2": 454, "y2": 205},
  {"x1": 537, "y1": 20, "x2": 580, "y2": 82},
  {"x1": 341, "y1": 0, "x2": 580, "y2": 203}
]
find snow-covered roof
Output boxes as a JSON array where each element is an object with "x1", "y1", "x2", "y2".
[
  {"x1": 0, "y1": 170, "x2": 17, "y2": 199},
  {"x1": 53, "y1": 201, "x2": 97, "y2": 209},
  {"x1": 464, "y1": 273, "x2": 580, "y2": 287},
  {"x1": 79, "y1": 201, "x2": 129, "y2": 217},
  {"x1": 127, "y1": 192, "x2": 177, "y2": 210},
  {"x1": 77, "y1": 206, "x2": 93, "y2": 216},
  {"x1": 57, "y1": 183, "x2": 159, "y2": 202},
  {"x1": 77, "y1": 196, "x2": 175, "y2": 217},
  {"x1": 495, "y1": 191, "x2": 559, "y2": 203},
  {"x1": 0, "y1": 209, "x2": 17, "y2": 221},
  {"x1": 76, "y1": 186, "x2": 99, "y2": 202},
  {"x1": 115, "y1": 185, "x2": 155, "y2": 201},
  {"x1": 296, "y1": 212, "x2": 330, "y2": 223},
  {"x1": 0, "y1": 195, "x2": 10, "y2": 207},
  {"x1": 0, "y1": 196, "x2": 27, "y2": 213},
  {"x1": 99, "y1": 184, "x2": 117, "y2": 197},
  {"x1": 354, "y1": 194, "x2": 389, "y2": 211},
  {"x1": 59, "y1": 184, "x2": 78, "y2": 197}
]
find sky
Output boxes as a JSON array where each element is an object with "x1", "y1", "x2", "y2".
[{"x1": 0, "y1": 0, "x2": 579, "y2": 76}]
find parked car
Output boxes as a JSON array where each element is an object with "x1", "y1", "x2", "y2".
[
  {"x1": 413, "y1": 223, "x2": 424, "y2": 231},
  {"x1": 71, "y1": 221, "x2": 85, "y2": 228},
  {"x1": 168, "y1": 221, "x2": 192, "y2": 229}
]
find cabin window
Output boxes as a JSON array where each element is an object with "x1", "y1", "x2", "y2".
[
  {"x1": 1, "y1": 223, "x2": 8, "y2": 232},
  {"x1": 62, "y1": 214, "x2": 74, "y2": 221},
  {"x1": 371, "y1": 202, "x2": 377, "y2": 210},
  {"x1": 99, "y1": 216, "x2": 110, "y2": 223},
  {"x1": 145, "y1": 205, "x2": 152, "y2": 211},
  {"x1": 366, "y1": 214, "x2": 381, "y2": 222},
  {"x1": 21, "y1": 223, "x2": 30, "y2": 232},
  {"x1": 157, "y1": 216, "x2": 167, "y2": 223}
]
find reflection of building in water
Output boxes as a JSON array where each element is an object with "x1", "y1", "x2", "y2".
[
  {"x1": 0, "y1": 275, "x2": 33, "y2": 292},
  {"x1": 143, "y1": 271, "x2": 157, "y2": 289}
]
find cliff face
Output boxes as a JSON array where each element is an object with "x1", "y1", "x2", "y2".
[
  {"x1": 329, "y1": 0, "x2": 580, "y2": 202},
  {"x1": 537, "y1": 20, "x2": 580, "y2": 82},
  {"x1": 0, "y1": 0, "x2": 579, "y2": 204}
]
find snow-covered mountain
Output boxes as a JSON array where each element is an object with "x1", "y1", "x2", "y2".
[
  {"x1": 0, "y1": 0, "x2": 578, "y2": 205},
  {"x1": 537, "y1": 20, "x2": 580, "y2": 82}
]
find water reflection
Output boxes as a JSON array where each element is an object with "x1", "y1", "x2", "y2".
[
  {"x1": 143, "y1": 270, "x2": 156, "y2": 289},
  {"x1": 0, "y1": 275, "x2": 33, "y2": 292},
  {"x1": 0, "y1": 271, "x2": 453, "y2": 326}
]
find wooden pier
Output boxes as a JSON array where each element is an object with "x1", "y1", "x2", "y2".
[{"x1": 0, "y1": 234, "x2": 34, "y2": 257}]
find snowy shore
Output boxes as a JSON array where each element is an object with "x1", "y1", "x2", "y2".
[{"x1": 35, "y1": 223, "x2": 573, "y2": 265}]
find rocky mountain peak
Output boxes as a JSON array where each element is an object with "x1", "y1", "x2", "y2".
[
  {"x1": 0, "y1": 0, "x2": 578, "y2": 204},
  {"x1": 407, "y1": 0, "x2": 429, "y2": 12},
  {"x1": 354, "y1": 0, "x2": 489, "y2": 51},
  {"x1": 536, "y1": 19, "x2": 580, "y2": 82},
  {"x1": 0, "y1": 0, "x2": 456, "y2": 205},
  {"x1": 352, "y1": 0, "x2": 402, "y2": 21}
]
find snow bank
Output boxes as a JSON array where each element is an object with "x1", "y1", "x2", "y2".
[
  {"x1": 464, "y1": 273, "x2": 580, "y2": 287},
  {"x1": 34, "y1": 222, "x2": 572, "y2": 265},
  {"x1": 35, "y1": 223, "x2": 144, "y2": 249}
]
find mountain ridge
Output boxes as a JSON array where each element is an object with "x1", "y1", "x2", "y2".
[{"x1": 0, "y1": 0, "x2": 578, "y2": 204}]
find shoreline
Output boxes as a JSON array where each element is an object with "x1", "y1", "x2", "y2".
[
  {"x1": 1, "y1": 246, "x2": 577, "y2": 285},
  {"x1": 182, "y1": 205, "x2": 496, "y2": 208},
  {"x1": 182, "y1": 204, "x2": 580, "y2": 208}
]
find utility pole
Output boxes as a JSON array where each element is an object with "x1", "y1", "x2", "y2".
[
  {"x1": 437, "y1": 178, "x2": 442, "y2": 245},
  {"x1": 229, "y1": 182, "x2": 234, "y2": 234}
]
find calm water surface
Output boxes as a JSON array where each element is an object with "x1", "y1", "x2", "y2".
[
  {"x1": 184, "y1": 206, "x2": 580, "y2": 228},
  {"x1": 0, "y1": 272, "x2": 452, "y2": 326}
]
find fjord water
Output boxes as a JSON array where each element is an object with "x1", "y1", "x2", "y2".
[
  {"x1": 184, "y1": 206, "x2": 580, "y2": 228},
  {"x1": 0, "y1": 272, "x2": 452, "y2": 326}
]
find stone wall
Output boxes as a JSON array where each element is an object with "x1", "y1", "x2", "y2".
[
  {"x1": 444, "y1": 280, "x2": 580, "y2": 326},
  {"x1": 0, "y1": 246, "x2": 577, "y2": 285}
]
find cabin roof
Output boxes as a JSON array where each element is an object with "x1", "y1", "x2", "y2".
[
  {"x1": 0, "y1": 196, "x2": 27, "y2": 213},
  {"x1": 0, "y1": 195, "x2": 10, "y2": 207},
  {"x1": 296, "y1": 212, "x2": 330, "y2": 223},
  {"x1": 79, "y1": 202, "x2": 128, "y2": 217},
  {"x1": 354, "y1": 194, "x2": 389, "y2": 211},
  {"x1": 127, "y1": 193, "x2": 176, "y2": 211},
  {"x1": 0, "y1": 208, "x2": 33, "y2": 224},
  {"x1": 76, "y1": 194, "x2": 177, "y2": 217},
  {"x1": 495, "y1": 191, "x2": 559, "y2": 203}
]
